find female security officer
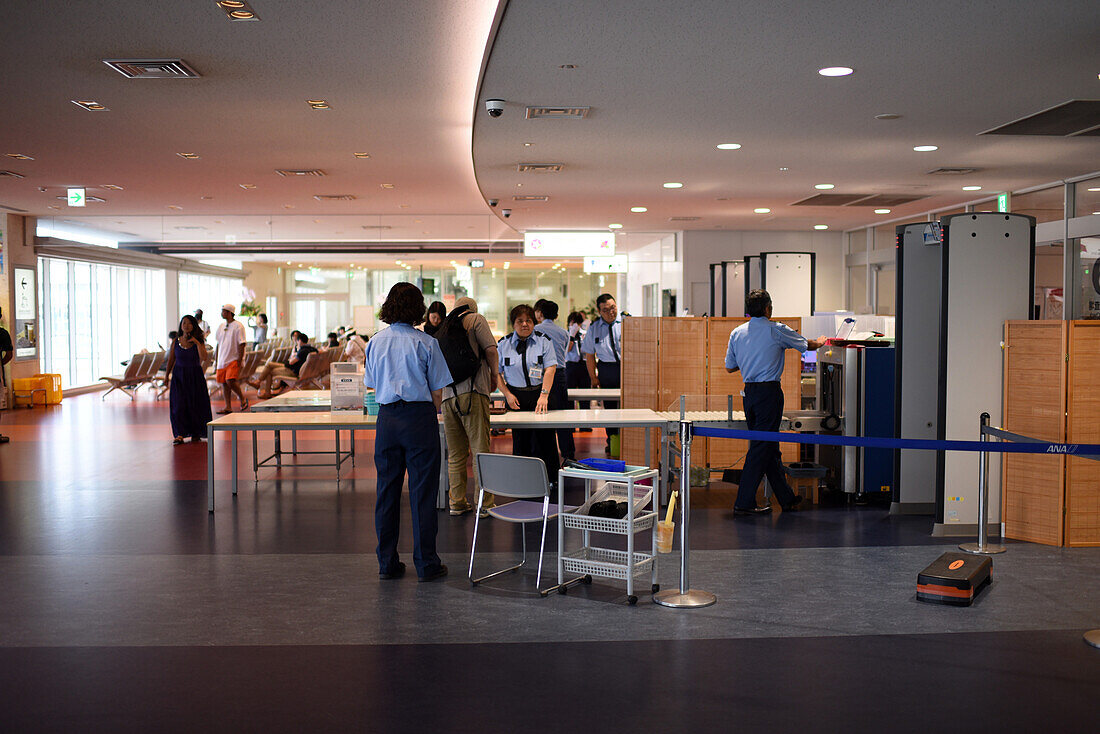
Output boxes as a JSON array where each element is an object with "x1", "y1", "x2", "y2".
[
  {"x1": 363, "y1": 282, "x2": 453, "y2": 582},
  {"x1": 497, "y1": 304, "x2": 560, "y2": 489}
]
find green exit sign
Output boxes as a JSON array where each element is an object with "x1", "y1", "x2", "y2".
[{"x1": 997, "y1": 193, "x2": 1009, "y2": 212}]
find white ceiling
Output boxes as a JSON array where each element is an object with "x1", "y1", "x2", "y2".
[{"x1": 1, "y1": 0, "x2": 1097, "y2": 253}]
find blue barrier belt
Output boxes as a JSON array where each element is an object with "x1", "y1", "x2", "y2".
[{"x1": 690, "y1": 426, "x2": 1100, "y2": 460}]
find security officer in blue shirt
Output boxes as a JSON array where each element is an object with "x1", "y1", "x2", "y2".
[
  {"x1": 725, "y1": 289, "x2": 827, "y2": 515},
  {"x1": 364, "y1": 282, "x2": 453, "y2": 581},
  {"x1": 534, "y1": 298, "x2": 574, "y2": 461},
  {"x1": 581, "y1": 293, "x2": 622, "y2": 454},
  {"x1": 498, "y1": 304, "x2": 560, "y2": 488}
]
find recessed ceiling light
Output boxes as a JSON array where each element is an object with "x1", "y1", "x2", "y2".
[
  {"x1": 380, "y1": 183, "x2": 395, "y2": 189},
  {"x1": 874, "y1": 208, "x2": 892, "y2": 214},
  {"x1": 177, "y1": 152, "x2": 200, "y2": 159},
  {"x1": 72, "y1": 100, "x2": 108, "y2": 111},
  {"x1": 962, "y1": 185, "x2": 982, "y2": 191},
  {"x1": 778, "y1": 167, "x2": 789, "y2": 172},
  {"x1": 818, "y1": 66, "x2": 854, "y2": 76},
  {"x1": 399, "y1": 204, "x2": 410, "y2": 208},
  {"x1": 608, "y1": 223, "x2": 623, "y2": 229},
  {"x1": 283, "y1": 204, "x2": 295, "y2": 209},
  {"x1": 559, "y1": 64, "x2": 576, "y2": 70},
  {"x1": 307, "y1": 99, "x2": 330, "y2": 110},
  {"x1": 200, "y1": 195, "x2": 213, "y2": 200},
  {"x1": 875, "y1": 113, "x2": 901, "y2": 120},
  {"x1": 239, "y1": 183, "x2": 256, "y2": 189},
  {"x1": 716, "y1": 143, "x2": 742, "y2": 150},
  {"x1": 6, "y1": 153, "x2": 34, "y2": 160},
  {"x1": 754, "y1": 208, "x2": 771, "y2": 214},
  {"x1": 663, "y1": 182, "x2": 683, "y2": 189},
  {"x1": 814, "y1": 184, "x2": 835, "y2": 190},
  {"x1": 1087, "y1": 187, "x2": 1100, "y2": 192},
  {"x1": 218, "y1": 1, "x2": 260, "y2": 21},
  {"x1": 523, "y1": 142, "x2": 534, "y2": 147},
  {"x1": 353, "y1": 152, "x2": 370, "y2": 159},
  {"x1": 913, "y1": 145, "x2": 938, "y2": 152},
  {"x1": 630, "y1": 206, "x2": 648, "y2": 213},
  {"x1": 167, "y1": 205, "x2": 182, "y2": 210},
  {"x1": 814, "y1": 224, "x2": 828, "y2": 230}
]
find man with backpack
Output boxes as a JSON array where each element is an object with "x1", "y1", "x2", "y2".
[{"x1": 435, "y1": 296, "x2": 500, "y2": 517}]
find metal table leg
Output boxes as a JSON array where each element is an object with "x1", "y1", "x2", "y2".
[
  {"x1": 335, "y1": 430, "x2": 341, "y2": 485},
  {"x1": 275, "y1": 430, "x2": 282, "y2": 468},
  {"x1": 207, "y1": 424, "x2": 215, "y2": 513},
  {"x1": 232, "y1": 429, "x2": 239, "y2": 496},
  {"x1": 351, "y1": 429, "x2": 356, "y2": 467},
  {"x1": 252, "y1": 430, "x2": 258, "y2": 483}
]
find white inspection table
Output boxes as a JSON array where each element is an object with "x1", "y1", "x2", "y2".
[
  {"x1": 207, "y1": 408, "x2": 668, "y2": 513},
  {"x1": 251, "y1": 388, "x2": 621, "y2": 412}
]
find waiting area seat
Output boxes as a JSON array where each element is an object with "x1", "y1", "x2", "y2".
[{"x1": 101, "y1": 351, "x2": 164, "y2": 401}]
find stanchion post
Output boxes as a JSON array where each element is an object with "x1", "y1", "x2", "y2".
[
  {"x1": 654, "y1": 419, "x2": 717, "y2": 609},
  {"x1": 961, "y1": 412, "x2": 1006, "y2": 555}
]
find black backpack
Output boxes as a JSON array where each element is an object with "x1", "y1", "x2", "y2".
[{"x1": 435, "y1": 305, "x2": 482, "y2": 385}]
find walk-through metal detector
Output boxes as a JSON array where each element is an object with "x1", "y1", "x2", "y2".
[
  {"x1": 896, "y1": 214, "x2": 1034, "y2": 528},
  {"x1": 708, "y1": 260, "x2": 747, "y2": 317},
  {"x1": 759, "y1": 252, "x2": 815, "y2": 316}
]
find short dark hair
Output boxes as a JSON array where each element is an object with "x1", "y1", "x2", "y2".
[
  {"x1": 258, "y1": 313, "x2": 268, "y2": 324},
  {"x1": 426, "y1": 301, "x2": 447, "y2": 319},
  {"x1": 596, "y1": 293, "x2": 615, "y2": 309},
  {"x1": 296, "y1": 332, "x2": 310, "y2": 344},
  {"x1": 746, "y1": 289, "x2": 772, "y2": 317},
  {"x1": 535, "y1": 299, "x2": 559, "y2": 320},
  {"x1": 379, "y1": 282, "x2": 426, "y2": 325},
  {"x1": 509, "y1": 304, "x2": 536, "y2": 326},
  {"x1": 567, "y1": 310, "x2": 585, "y2": 326}
]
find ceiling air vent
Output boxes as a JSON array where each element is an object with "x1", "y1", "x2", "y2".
[
  {"x1": 516, "y1": 163, "x2": 563, "y2": 173},
  {"x1": 276, "y1": 169, "x2": 326, "y2": 177},
  {"x1": 0, "y1": 170, "x2": 25, "y2": 178},
  {"x1": 792, "y1": 193, "x2": 872, "y2": 206},
  {"x1": 980, "y1": 100, "x2": 1100, "y2": 136},
  {"x1": 525, "y1": 106, "x2": 590, "y2": 119},
  {"x1": 360, "y1": 225, "x2": 393, "y2": 230},
  {"x1": 102, "y1": 59, "x2": 201, "y2": 79},
  {"x1": 669, "y1": 216, "x2": 701, "y2": 221},
  {"x1": 513, "y1": 195, "x2": 549, "y2": 201},
  {"x1": 313, "y1": 194, "x2": 356, "y2": 201},
  {"x1": 851, "y1": 194, "x2": 927, "y2": 207},
  {"x1": 927, "y1": 167, "x2": 979, "y2": 175}
]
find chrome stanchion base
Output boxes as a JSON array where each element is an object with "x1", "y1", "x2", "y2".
[
  {"x1": 959, "y1": 542, "x2": 1006, "y2": 555},
  {"x1": 653, "y1": 589, "x2": 717, "y2": 608},
  {"x1": 1084, "y1": 630, "x2": 1100, "y2": 649}
]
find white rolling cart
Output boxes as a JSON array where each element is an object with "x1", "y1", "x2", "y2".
[{"x1": 549, "y1": 464, "x2": 660, "y2": 605}]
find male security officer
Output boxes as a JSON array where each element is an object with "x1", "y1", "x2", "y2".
[
  {"x1": 534, "y1": 298, "x2": 573, "y2": 461},
  {"x1": 581, "y1": 293, "x2": 621, "y2": 455},
  {"x1": 725, "y1": 289, "x2": 827, "y2": 515}
]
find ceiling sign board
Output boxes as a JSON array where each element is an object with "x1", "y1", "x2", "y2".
[
  {"x1": 468, "y1": 259, "x2": 485, "y2": 268},
  {"x1": 524, "y1": 231, "x2": 614, "y2": 258},
  {"x1": 584, "y1": 255, "x2": 628, "y2": 273},
  {"x1": 67, "y1": 188, "x2": 85, "y2": 207}
]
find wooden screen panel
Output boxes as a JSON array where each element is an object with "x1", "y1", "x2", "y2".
[
  {"x1": 1002, "y1": 320, "x2": 1066, "y2": 546},
  {"x1": 658, "y1": 317, "x2": 708, "y2": 468},
  {"x1": 707, "y1": 318, "x2": 749, "y2": 468},
  {"x1": 620, "y1": 316, "x2": 659, "y2": 467},
  {"x1": 1066, "y1": 321, "x2": 1100, "y2": 547},
  {"x1": 774, "y1": 317, "x2": 803, "y2": 465}
]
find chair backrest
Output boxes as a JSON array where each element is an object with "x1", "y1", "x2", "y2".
[
  {"x1": 271, "y1": 347, "x2": 290, "y2": 364},
  {"x1": 474, "y1": 453, "x2": 550, "y2": 500},
  {"x1": 144, "y1": 351, "x2": 166, "y2": 376},
  {"x1": 121, "y1": 353, "x2": 144, "y2": 380},
  {"x1": 239, "y1": 350, "x2": 264, "y2": 380},
  {"x1": 294, "y1": 351, "x2": 324, "y2": 385}
]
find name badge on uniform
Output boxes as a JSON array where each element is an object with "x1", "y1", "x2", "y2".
[{"x1": 529, "y1": 365, "x2": 543, "y2": 382}]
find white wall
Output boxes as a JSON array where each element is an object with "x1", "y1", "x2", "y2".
[
  {"x1": 623, "y1": 233, "x2": 681, "y2": 316},
  {"x1": 681, "y1": 230, "x2": 845, "y2": 316}
]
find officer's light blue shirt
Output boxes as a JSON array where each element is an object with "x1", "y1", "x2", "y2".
[
  {"x1": 580, "y1": 317, "x2": 622, "y2": 362},
  {"x1": 363, "y1": 323, "x2": 453, "y2": 404},
  {"x1": 566, "y1": 326, "x2": 584, "y2": 363},
  {"x1": 534, "y1": 318, "x2": 568, "y2": 369},
  {"x1": 724, "y1": 317, "x2": 808, "y2": 383},
  {"x1": 498, "y1": 332, "x2": 554, "y2": 388}
]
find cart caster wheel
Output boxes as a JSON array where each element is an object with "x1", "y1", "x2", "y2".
[
  {"x1": 583, "y1": 575, "x2": 592, "y2": 584},
  {"x1": 627, "y1": 595, "x2": 638, "y2": 606},
  {"x1": 651, "y1": 584, "x2": 660, "y2": 593}
]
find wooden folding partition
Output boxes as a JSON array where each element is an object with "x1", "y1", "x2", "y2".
[
  {"x1": 658, "y1": 318, "x2": 709, "y2": 468},
  {"x1": 707, "y1": 318, "x2": 749, "y2": 469},
  {"x1": 620, "y1": 317, "x2": 660, "y2": 467},
  {"x1": 1066, "y1": 321, "x2": 1100, "y2": 546},
  {"x1": 1002, "y1": 320, "x2": 1099, "y2": 547}
]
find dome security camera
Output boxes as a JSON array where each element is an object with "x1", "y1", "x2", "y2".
[
  {"x1": 501, "y1": 208, "x2": 512, "y2": 218},
  {"x1": 486, "y1": 99, "x2": 505, "y2": 117},
  {"x1": 488, "y1": 199, "x2": 498, "y2": 207}
]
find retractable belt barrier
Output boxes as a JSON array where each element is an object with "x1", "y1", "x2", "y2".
[{"x1": 691, "y1": 426, "x2": 1100, "y2": 460}]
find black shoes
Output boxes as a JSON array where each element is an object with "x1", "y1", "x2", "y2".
[
  {"x1": 379, "y1": 562, "x2": 406, "y2": 580},
  {"x1": 781, "y1": 496, "x2": 804, "y2": 513},
  {"x1": 418, "y1": 564, "x2": 448, "y2": 583},
  {"x1": 733, "y1": 505, "x2": 773, "y2": 516}
]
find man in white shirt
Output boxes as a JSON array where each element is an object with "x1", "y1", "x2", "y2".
[
  {"x1": 214, "y1": 303, "x2": 248, "y2": 414},
  {"x1": 342, "y1": 331, "x2": 366, "y2": 364},
  {"x1": 195, "y1": 309, "x2": 211, "y2": 339}
]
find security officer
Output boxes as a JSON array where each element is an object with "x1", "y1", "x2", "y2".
[
  {"x1": 581, "y1": 293, "x2": 622, "y2": 455},
  {"x1": 498, "y1": 303, "x2": 560, "y2": 488},
  {"x1": 363, "y1": 282, "x2": 453, "y2": 581},
  {"x1": 533, "y1": 298, "x2": 574, "y2": 461},
  {"x1": 725, "y1": 289, "x2": 827, "y2": 515}
]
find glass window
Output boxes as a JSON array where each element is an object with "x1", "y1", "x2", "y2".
[
  {"x1": 178, "y1": 271, "x2": 245, "y2": 336},
  {"x1": 1010, "y1": 186, "x2": 1063, "y2": 223},
  {"x1": 1077, "y1": 237, "x2": 1100, "y2": 319},
  {"x1": 1076, "y1": 177, "x2": 1100, "y2": 218}
]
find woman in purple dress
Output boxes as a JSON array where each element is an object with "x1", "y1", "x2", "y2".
[{"x1": 165, "y1": 314, "x2": 213, "y2": 445}]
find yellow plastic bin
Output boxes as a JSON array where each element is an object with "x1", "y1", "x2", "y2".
[
  {"x1": 12, "y1": 376, "x2": 49, "y2": 406},
  {"x1": 33, "y1": 374, "x2": 63, "y2": 404}
]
